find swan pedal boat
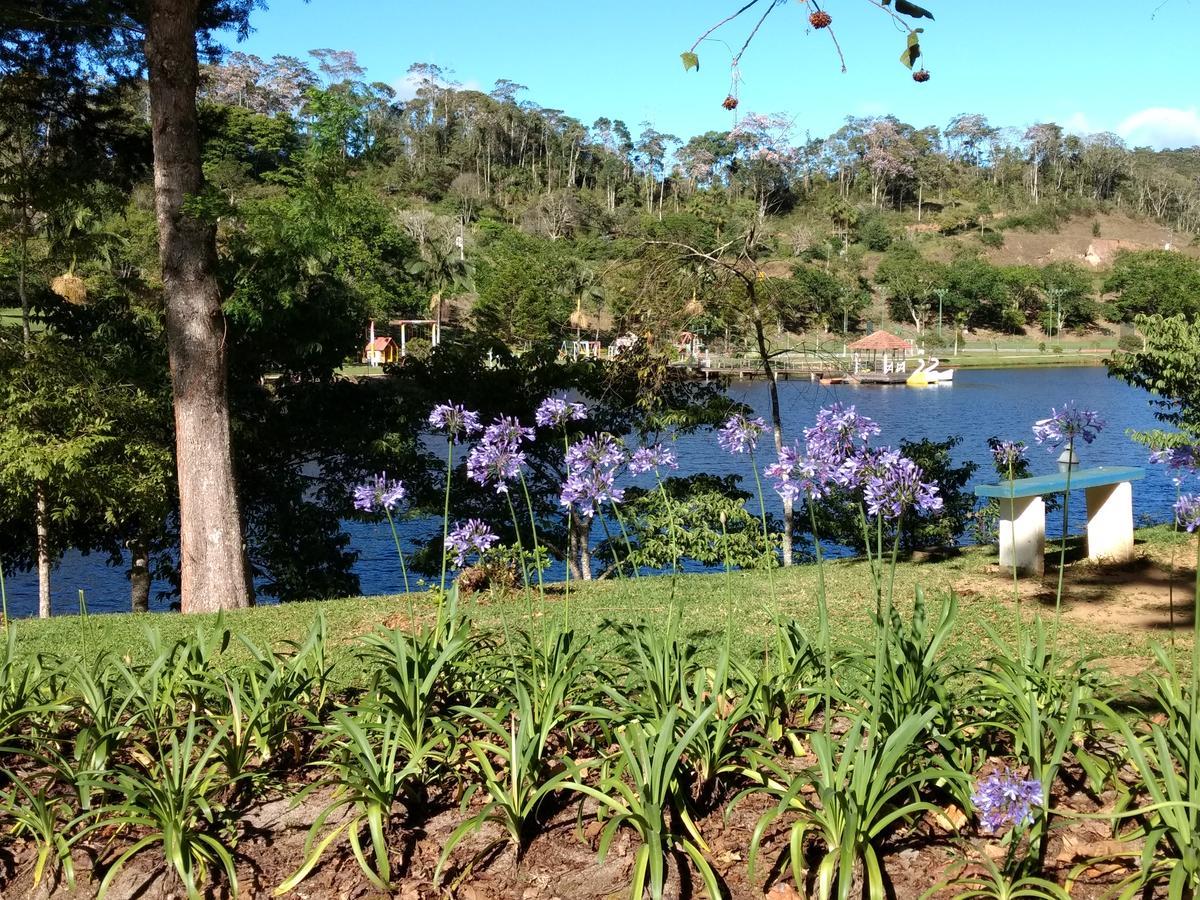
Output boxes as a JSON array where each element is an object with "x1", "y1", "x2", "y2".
[{"x1": 906, "y1": 358, "x2": 955, "y2": 386}]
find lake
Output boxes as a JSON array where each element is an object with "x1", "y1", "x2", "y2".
[{"x1": 4, "y1": 366, "x2": 1180, "y2": 617}]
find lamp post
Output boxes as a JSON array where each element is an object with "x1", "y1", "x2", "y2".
[
  {"x1": 933, "y1": 288, "x2": 948, "y2": 340},
  {"x1": 1046, "y1": 286, "x2": 1065, "y2": 345}
]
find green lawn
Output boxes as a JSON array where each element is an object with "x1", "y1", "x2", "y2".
[{"x1": 13, "y1": 530, "x2": 1183, "y2": 687}]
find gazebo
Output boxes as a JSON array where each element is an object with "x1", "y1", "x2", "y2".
[{"x1": 847, "y1": 330, "x2": 914, "y2": 375}]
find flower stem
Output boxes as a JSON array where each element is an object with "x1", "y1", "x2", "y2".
[
  {"x1": 438, "y1": 440, "x2": 455, "y2": 598},
  {"x1": 597, "y1": 506, "x2": 625, "y2": 579},
  {"x1": 562, "y1": 431, "x2": 573, "y2": 627},
  {"x1": 518, "y1": 471, "x2": 547, "y2": 642},
  {"x1": 1009, "y1": 458, "x2": 1021, "y2": 636},
  {"x1": 1052, "y1": 438, "x2": 1074, "y2": 652},
  {"x1": 611, "y1": 504, "x2": 640, "y2": 580},
  {"x1": 504, "y1": 491, "x2": 536, "y2": 627},
  {"x1": 384, "y1": 509, "x2": 414, "y2": 631},
  {"x1": 657, "y1": 474, "x2": 681, "y2": 616},
  {"x1": 807, "y1": 499, "x2": 831, "y2": 723}
]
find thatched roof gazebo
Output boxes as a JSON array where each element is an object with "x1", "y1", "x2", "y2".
[{"x1": 847, "y1": 330, "x2": 914, "y2": 375}]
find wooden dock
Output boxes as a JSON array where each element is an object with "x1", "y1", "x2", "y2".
[{"x1": 672, "y1": 354, "x2": 910, "y2": 385}]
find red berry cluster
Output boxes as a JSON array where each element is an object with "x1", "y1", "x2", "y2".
[
  {"x1": 722, "y1": 95, "x2": 739, "y2": 110},
  {"x1": 912, "y1": 68, "x2": 931, "y2": 83},
  {"x1": 809, "y1": 10, "x2": 832, "y2": 28}
]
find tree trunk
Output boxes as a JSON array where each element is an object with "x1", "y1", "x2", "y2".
[
  {"x1": 752, "y1": 313, "x2": 791, "y2": 566},
  {"x1": 129, "y1": 539, "x2": 151, "y2": 613},
  {"x1": 35, "y1": 483, "x2": 51, "y2": 618},
  {"x1": 146, "y1": 0, "x2": 253, "y2": 613}
]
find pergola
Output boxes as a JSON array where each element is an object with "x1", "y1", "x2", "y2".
[{"x1": 847, "y1": 330, "x2": 914, "y2": 375}]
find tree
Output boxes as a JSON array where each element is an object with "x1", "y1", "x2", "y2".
[
  {"x1": 144, "y1": 0, "x2": 257, "y2": 612},
  {"x1": 1104, "y1": 250, "x2": 1200, "y2": 323},
  {"x1": 1108, "y1": 314, "x2": 1200, "y2": 444}
]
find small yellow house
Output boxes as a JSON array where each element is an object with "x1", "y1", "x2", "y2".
[{"x1": 364, "y1": 336, "x2": 400, "y2": 366}]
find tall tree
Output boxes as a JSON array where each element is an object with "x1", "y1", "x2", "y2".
[{"x1": 145, "y1": 0, "x2": 254, "y2": 611}]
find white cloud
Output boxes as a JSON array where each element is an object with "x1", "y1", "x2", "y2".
[
  {"x1": 1116, "y1": 107, "x2": 1200, "y2": 150},
  {"x1": 1061, "y1": 111, "x2": 1096, "y2": 136},
  {"x1": 391, "y1": 72, "x2": 482, "y2": 102}
]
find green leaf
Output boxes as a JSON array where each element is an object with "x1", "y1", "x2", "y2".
[
  {"x1": 895, "y1": 0, "x2": 934, "y2": 19},
  {"x1": 680, "y1": 51, "x2": 700, "y2": 72},
  {"x1": 899, "y1": 31, "x2": 922, "y2": 69}
]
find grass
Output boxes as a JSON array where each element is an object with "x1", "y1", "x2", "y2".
[{"x1": 12, "y1": 532, "x2": 1178, "y2": 686}]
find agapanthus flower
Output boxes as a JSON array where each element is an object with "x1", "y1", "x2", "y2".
[
  {"x1": 535, "y1": 397, "x2": 588, "y2": 428},
  {"x1": 804, "y1": 404, "x2": 881, "y2": 470},
  {"x1": 629, "y1": 444, "x2": 678, "y2": 476},
  {"x1": 718, "y1": 414, "x2": 767, "y2": 455},
  {"x1": 466, "y1": 441, "x2": 526, "y2": 495},
  {"x1": 971, "y1": 768, "x2": 1043, "y2": 834},
  {"x1": 1176, "y1": 494, "x2": 1200, "y2": 533},
  {"x1": 481, "y1": 415, "x2": 535, "y2": 449},
  {"x1": 862, "y1": 450, "x2": 943, "y2": 520},
  {"x1": 1150, "y1": 445, "x2": 1199, "y2": 472},
  {"x1": 428, "y1": 402, "x2": 483, "y2": 443},
  {"x1": 446, "y1": 519, "x2": 499, "y2": 567},
  {"x1": 991, "y1": 440, "x2": 1028, "y2": 471},
  {"x1": 560, "y1": 434, "x2": 626, "y2": 511},
  {"x1": 764, "y1": 444, "x2": 827, "y2": 503},
  {"x1": 352, "y1": 473, "x2": 406, "y2": 512},
  {"x1": 1032, "y1": 403, "x2": 1105, "y2": 449}
]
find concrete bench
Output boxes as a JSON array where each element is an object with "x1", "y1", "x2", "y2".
[{"x1": 974, "y1": 466, "x2": 1145, "y2": 576}]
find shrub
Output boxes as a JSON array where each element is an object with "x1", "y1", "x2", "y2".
[
  {"x1": 978, "y1": 229, "x2": 1005, "y2": 248},
  {"x1": 857, "y1": 216, "x2": 894, "y2": 251}
]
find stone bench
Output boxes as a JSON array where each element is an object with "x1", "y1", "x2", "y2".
[{"x1": 974, "y1": 466, "x2": 1145, "y2": 576}]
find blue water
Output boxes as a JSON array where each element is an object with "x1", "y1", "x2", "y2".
[{"x1": 4, "y1": 367, "x2": 1178, "y2": 617}]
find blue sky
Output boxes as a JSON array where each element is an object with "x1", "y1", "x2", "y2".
[{"x1": 225, "y1": 0, "x2": 1200, "y2": 149}]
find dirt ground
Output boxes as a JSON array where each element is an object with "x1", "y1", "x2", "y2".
[{"x1": 955, "y1": 539, "x2": 1197, "y2": 643}]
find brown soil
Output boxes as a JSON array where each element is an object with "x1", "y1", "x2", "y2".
[
  {"x1": 1, "y1": 766, "x2": 1141, "y2": 900},
  {"x1": 954, "y1": 542, "x2": 1197, "y2": 642}
]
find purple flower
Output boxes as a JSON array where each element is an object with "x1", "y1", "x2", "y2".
[
  {"x1": 1150, "y1": 445, "x2": 1199, "y2": 472},
  {"x1": 718, "y1": 414, "x2": 767, "y2": 455},
  {"x1": 1176, "y1": 494, "x2": 1200, "y2": 533},
  {"x1": 804, "y1": 404, "x2": 881, "y2": 470},
  {"x1": 481, "y1": 415, "x2": 535, "y2": 450},
  {"x1": 429, "y1": 403, "x2": 482, "y2": 443},
  {"x1": 446, "y1": 519, "x2": 499, "y2": 567},
  {"x1": 629, "y1": 444, "x2": 678, "y2": 476},
  {"x1": 764, "y1": 444, "x2": 827, "y2": 503},
  {"x1": 352, "y1": 473, "x2": 406, "y2": 512},
  {"x1": 971, "y1": 768, "x2": 1043, "y2": 834},
  {"x1": 560, "y1": 434, "x2": 626, "y2": 511},
  {"x1": 467, "y1": 441, "x2": 526, "y2": 495},
  {"x1": 1032, "y1": 403, "x2": 1105, "y2": 449},
  {"x1": 862, "y1": 450, "x2": 943, "y2": 520},
  {"x1": 535, "y1": 397, "x2": 588, "y2": 428},
  {"x1": 991, "y1": 440, "x2": 1028, "y2": 471}
]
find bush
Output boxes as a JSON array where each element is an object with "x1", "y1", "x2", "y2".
[
  {"x1": 978, "y1": 229, "x2": 1005, "y2": 248},
  {"x1": 1117, "y1": 333, "x2": 1143, "y2": 352},
  {"x1": 857, "y1": 216, "x2": 893, "y2": 252},
  {"x1": 1092, "y1": 220, "x2": 1102, "y2": 237}
]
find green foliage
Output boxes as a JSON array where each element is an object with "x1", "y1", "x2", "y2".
[
  {"x1": 472, "y1": 228, "x2": 577, "y2": 345},
  {"x1": 1108, "y1": 314, "x2": 1200, "y2": 440},
  {"x1": 857, "y1": 214, "x2": 894, "y2": 251},
  {"x1": 1104, "y1": 250, "x2": 1200, "y2": 322}
]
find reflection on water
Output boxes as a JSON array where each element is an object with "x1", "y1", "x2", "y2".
[{"x1": 6, "y1": 367, "x2": 1178, "y2": 616}]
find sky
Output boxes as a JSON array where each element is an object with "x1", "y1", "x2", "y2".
[{"x1": 223, "y1": 0, "x2": 1200, "y2": 150}]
